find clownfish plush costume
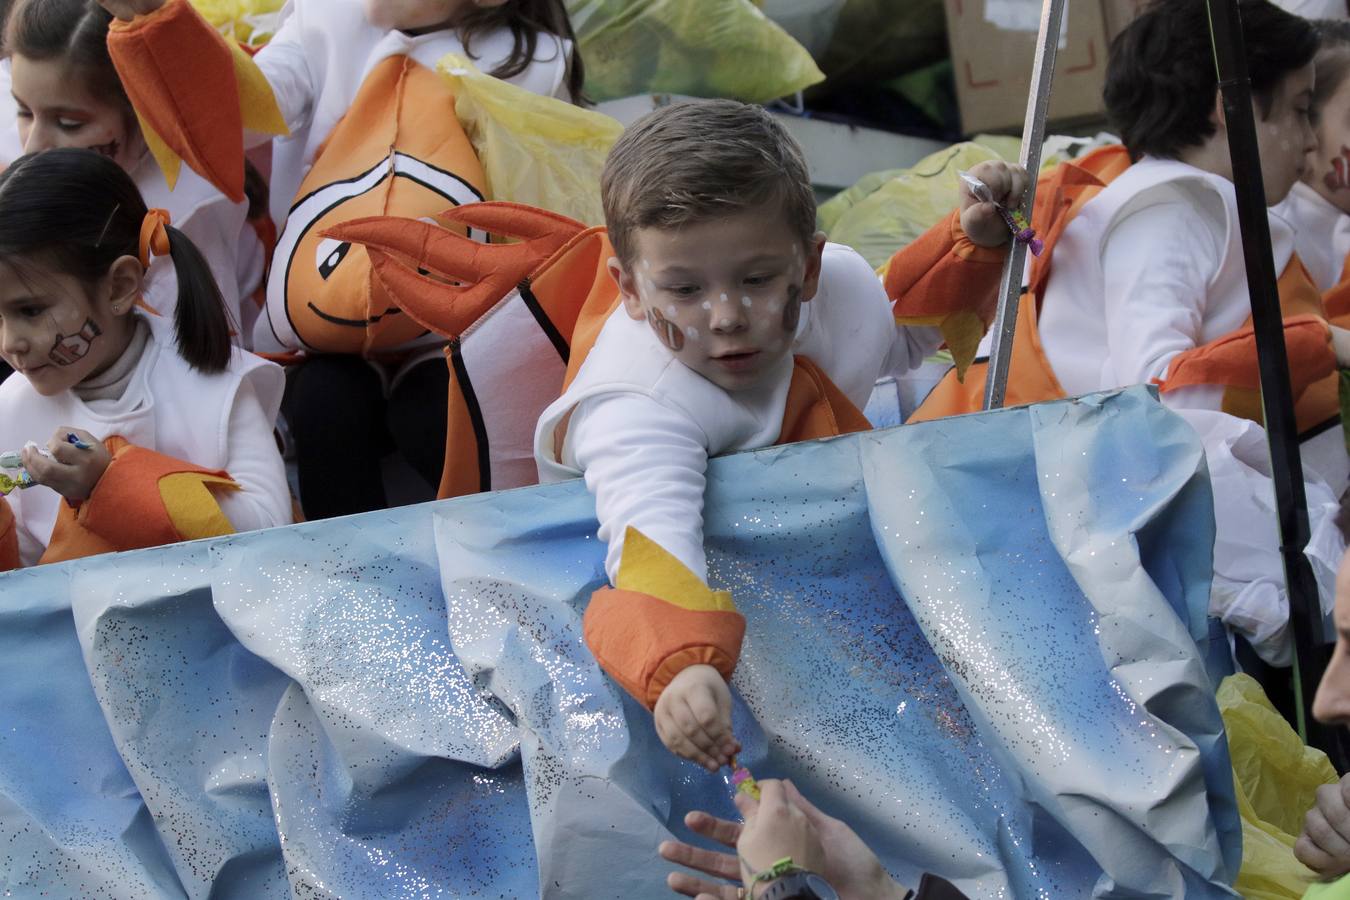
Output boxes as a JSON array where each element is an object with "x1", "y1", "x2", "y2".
[{"x1": 104, "y1": 0, "x2": 573, "y2": 359}]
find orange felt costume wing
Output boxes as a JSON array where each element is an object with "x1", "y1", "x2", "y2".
[
  {"x1": 38, "y1": 437, "x2": 237, "y2": 566},
  {"x1": 327, "y1": 202, "x2": 597, "y2": 496},
  {"x1": 0, "y1": 498, "x2": 18, "y2": 572},
  {"x1": 107, "y1": 0, "x2": 287, "y2": 201},
  {"x1": 584, "y1": 528, "x2": 746, "y2": 710}
]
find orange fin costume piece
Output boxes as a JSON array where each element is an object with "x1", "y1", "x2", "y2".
[
  {"x1": 38, "y1": 437, "x2": 237, "y2": 566},
  {"x1": 107, "y1": 0, "x2": 287, "y2": 201},
  {"x1": 883, "y1": 210, "x2": 1008, "y2": 380},
  {"x1": 0, "y1": 498, "x2": 18, "y2": 572},
  {"x1": 329, "y1": 201, "x2": 594, "y2": 496},
  {"x1": 583, "y1": 528, "x2": 746, "y2": 709}
]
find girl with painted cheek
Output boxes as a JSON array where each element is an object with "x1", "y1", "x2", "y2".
[
  {"x1": 3, "y1": 0, "x2": 265, "y2": 347},
  {"x1": 1276, "y1": 19, "x2": 1350, "y2": 293},
  {"x1": 0, "y1": 148, "x2": 290, "y2": 571}
]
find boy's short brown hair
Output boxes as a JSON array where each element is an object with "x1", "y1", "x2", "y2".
[{"x1": 601, "y1": 99, "x2": 817, "y2": 267}]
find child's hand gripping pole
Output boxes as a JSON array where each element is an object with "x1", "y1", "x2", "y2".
[{"x1": 959, "y1": 169, "x2": 1043, "y2": 256}]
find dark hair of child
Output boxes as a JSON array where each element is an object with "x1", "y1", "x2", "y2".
[
  {"x1": 1104, "y1": 0, "x2": 1318, "y2": 161},
  {"x1": 457, "y1": 0, "x2": 588, "y2": 103},
  {"x1": 0, "y1": 148, "x2": 232, "y2": 373}
]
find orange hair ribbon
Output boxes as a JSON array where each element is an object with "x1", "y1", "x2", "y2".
[{"x1": 138, "y1": 208, "x2": 172, "y2": 269}]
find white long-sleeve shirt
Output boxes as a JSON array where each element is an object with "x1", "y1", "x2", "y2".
[
  {"x1": 0, "y1": 314, "x2": 290, "y2": 566},
  {"x1": 536, "y1": 244, "x2": 935, "y2": 583}
]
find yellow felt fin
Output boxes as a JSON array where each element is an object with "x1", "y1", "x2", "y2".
[
  {"x1": 614, "y1": 527, "x2": 736, "y2": 613},
  {"x1": 228, "y1": 41, "x2": 289, "y2": 137},
  {"x1": 159, "y1": 472, "x2": 238, "y2": 540},
  {"x1": 135, "y1": 109, "x2": 183, "y2": 190}
]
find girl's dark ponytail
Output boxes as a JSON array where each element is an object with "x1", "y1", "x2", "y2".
[
  {"x1": 0, "y1": 148, "x2": 231, "y2": 374},
  {"x1": 164, "y1": 226, "x2": 231, "y2": 373}
]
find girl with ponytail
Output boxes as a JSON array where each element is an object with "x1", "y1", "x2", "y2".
[
  {"x1": 0, "y1": 148, "x2": 290, "y2": 570},
  {"x1": 1, "y1": 0, "x2": 266, "y2": 345}
]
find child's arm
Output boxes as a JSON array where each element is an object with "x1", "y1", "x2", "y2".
[
  {"x1": 1102, "y1": 200, "x2": 1337, "y2": 403},
  {"x1": 213, "y1": 375, "x2": 293, "y2": 533},
  {"x1": 883, "y1": 160, "x2": 1028, "y2": 379},
  {"x1": 97, "y1": 0, "x2": 291, "y2": 203},
  {"x1": 568, "y1": 394, "x2": 745, "y2": 770},
  {"x1": 22, "y1": 428, "x2": 239, "y2": 553}
]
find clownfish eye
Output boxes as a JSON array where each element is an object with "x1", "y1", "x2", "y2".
[{"x1": 315, "y1": 237, "x2": 352, "y2": 281}]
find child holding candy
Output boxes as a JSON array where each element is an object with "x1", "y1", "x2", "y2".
[
  {"x1": 0, "y1": 149, "x2": 289, "y2": 569},
  {"x1": 533, "y1": 99, "x2": 1027, "y2": 771}
]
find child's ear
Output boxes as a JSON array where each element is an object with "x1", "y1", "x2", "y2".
[
  {"x1": 800, "y1": 232, "x2": 828, "y2": 302},
  {"x1": 104, "y1": 255, "x2": 144, "y2": 318},
  {"x1": 607, "y1": 256, "x2": 646, "y2": 321},
  {"x1": 1211, "y1": 89, "x2": 1228, "y2": 133}
]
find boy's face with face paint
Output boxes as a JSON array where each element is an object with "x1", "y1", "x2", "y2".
[{"x1": 611, "y1": 203, "x2": 826, "y2": 393}]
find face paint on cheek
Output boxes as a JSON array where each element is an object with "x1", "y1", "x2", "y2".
[
  {"x1": 647, "y1": 306, "x2": 685, "y2": 352},
  {"x1": 782, "y1": 285, "x2": 803, "y2": 333},
  {"x1": 48, "y1": 318, "x2": 102, "y2": 366},
  {"x1": 1325, "y1": 145, "x2": 1350, "y2": 192}
]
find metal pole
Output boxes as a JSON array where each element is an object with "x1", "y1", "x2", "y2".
[
  {"x1": 1205, "y1": 0, "x2": 1336, "y2": 759},
  {"x1": 983, "y1": 0, "x2": 1067, "y2": 410}
]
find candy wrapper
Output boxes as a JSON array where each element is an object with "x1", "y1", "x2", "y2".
[
  {"x1": 730, "y1": 756, "x2": 760, "y2": 801},
  {"x1": 958, "y1": 170, "x2": 1043, "y2": 256},
  {"x1": 0, "y1": 450, "x2": 34, "y2": 496}
]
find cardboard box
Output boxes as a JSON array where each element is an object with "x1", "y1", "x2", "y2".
[{"x1": 945, "y1": 0, "x2": 1142, "y2": 135}]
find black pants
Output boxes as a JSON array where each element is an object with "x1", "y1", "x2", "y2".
[{"x1": 283, "y1": 355, "x2": 448, "y2": 519}]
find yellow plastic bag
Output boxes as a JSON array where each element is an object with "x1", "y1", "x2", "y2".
[
  {"x1": 189, "y1": 0, "x2": 286, "y2": 46},
  {"x1": 1219, "y1": 674, "x2": 1338, "y2": 899},
  {"x1": 438, "y1": 55, "x2": 623, "y2": 227},
  {"x1": 819, "y1": 142, "x2": 1003, "y2": 270},
  {"x1": 566, "y1": 0, "x2": 824, "y2": 103}
]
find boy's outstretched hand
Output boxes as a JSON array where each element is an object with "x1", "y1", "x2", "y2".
[
  {"x1": 95, "y1": 0, "x2": 166, "y2": 21},
  {"x1": 654, "y1": 664, "x2": 739, "y2": 772},
  {"x1": 959, "y1": 159, "x2": 1032, "y2": 248}
]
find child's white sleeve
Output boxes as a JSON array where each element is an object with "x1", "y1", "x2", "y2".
[
  {"x1": 884, "y1": 323, "x2": 944, "y2": 380},
  {"x1": 1099, "y1": 200, "x2": 1224, "y2": 389},
  {"x1": 251, "y1": 4, "x2": 316, "y2": 144},
  {"x1": 567, "y1": 392, "x2": 710, "y2": 584},
  {"x1": 215, "y1": 377, "x2": 293, "y2": 533}
]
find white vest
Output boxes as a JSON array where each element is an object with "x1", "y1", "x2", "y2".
[
  {"x1": 535, "y1": 243, "x2": 895, "y2": 479},
  {"x1": 1037, "y1": 156, "x2": 1297, "y2": 396},
  {"x1": 0, "y1": 314, "x2": 283, "y2": 566},
  {"x1": 1274, "y1": 181, "x2": 1350, "y2": 293}
]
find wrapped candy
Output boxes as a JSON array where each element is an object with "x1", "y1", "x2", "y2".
[
  {"x1": 958, "y1": 170, "x2": 1044, "y2": 256},
  {"x1": 729, "y1": 756, "x2": 761, "y2": 800},
  {"x1": 0, "y1": 451, "x2": 34, "y2": 496}
]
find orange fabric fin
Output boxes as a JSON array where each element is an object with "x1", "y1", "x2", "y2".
[
  {"x1": 40, "y1": 438, "x2": 236, "y2": 565},
  {"x1": 1159, "y1": 315, "x2": 1334, "y2": 400},
  {"x1": 884, "y1": 210, "x2": 1007, "y2": 379},
  {"x1": 583, "y1": 528, "x2": 745, "y2": 709},
  {"x1": 584, "y1": 589, "x2": 745, "y2": 709},
  {"x1": 0, "y1": 497, "x2": 18, "y2": 572},
  {"x1": 324, "y1": 202, "x2": 587, "y2": 338},
  {"x1": 108, "y1": 0, "x2": 286, "y2": 203},
  {"x1": 780, "y1": 356, "x2": 872, "y2": 443}
]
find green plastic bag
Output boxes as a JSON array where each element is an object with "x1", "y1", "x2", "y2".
[
  {"x1": 566, "y1": 0, "x2": 824, "y2": 103},
  {"x1": 1219, "y1": 674, "x2": 1338, "y2": 900},
  {"x1": 439, "y1": 54, "x2": 623, "y2": 226},
  {"x1": 818, "y1": 142, "x2": 1004, "y2": 270}
]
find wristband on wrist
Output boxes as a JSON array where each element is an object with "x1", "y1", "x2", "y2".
[{"x1": 751, "y1": 857, "x2": 804, "y2": 888}]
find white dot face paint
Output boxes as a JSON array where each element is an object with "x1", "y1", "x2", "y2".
[
  {"x1": 665, "y1": 304, "x2": 677, "y2": 317},
  {"x1": 741, "y1": 296, "x2": 753, "y2": 308},
  {"x1": 642, "y1": 259, "x2": 651, "y2": 269},
  {"x1": 701, "y1": 300, "x2": 713, "y2": 310},
  {"x1": 720, "y1": 293, "x2": 730, "y2": 303},
  {"x1": 684, "y1": 326, "x2": 700, "y2": 341}
]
